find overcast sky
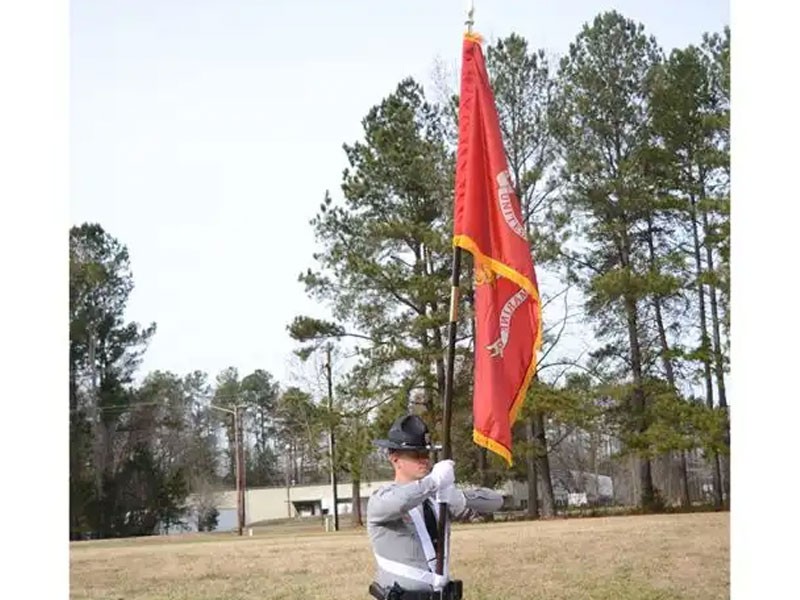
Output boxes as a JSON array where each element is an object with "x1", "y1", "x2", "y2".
[{"x1": 70, "y1": 0, "x2": 730, "y2": 390}]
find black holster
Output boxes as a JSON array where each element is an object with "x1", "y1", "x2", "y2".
[
  {"x1": 368, "y1": 580, "x2": 463, "y2": 600},
  {"x1": 369, "y1": 582, "x2": 389, "y2": 600}
]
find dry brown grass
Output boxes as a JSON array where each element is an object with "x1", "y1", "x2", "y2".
[{"x1": 70, "y1": 512, "x2": 728, "y2": 600}]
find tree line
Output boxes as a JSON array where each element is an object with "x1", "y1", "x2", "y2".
[{"x1": 69, "y1": 11, "x2": 730, "y2": 539}]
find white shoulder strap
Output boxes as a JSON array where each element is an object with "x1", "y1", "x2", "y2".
[
  {"x1": 409, "y1": 504, "x2": 438, "y2": 571},
  {"x1": 373, "y1": 500, "x2": 452, "y2": 591},
  {"x1": 409, "y1": 500, "x2": 452, "y2": 578}
]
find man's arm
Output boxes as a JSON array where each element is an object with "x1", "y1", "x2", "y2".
[
  {"x1": 366, "y1": 479, "x2": 437, "y2": 524},
  {"x1": 367, "y1": 460, "x2": 455, "y2": 525},
  {"x1": 447, "y1": 487, "x2": 504, "y2": 521}
]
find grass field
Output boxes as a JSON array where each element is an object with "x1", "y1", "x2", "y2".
[{"x1": 70, "y1": 512, "x2": 729, "y2": 600}]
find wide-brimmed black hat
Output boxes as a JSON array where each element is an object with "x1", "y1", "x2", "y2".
[{"x1": 374, "y1": 414, "x2": 433, "y2": 451}]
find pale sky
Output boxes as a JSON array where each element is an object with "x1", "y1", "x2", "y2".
[{"x1": 70, "y1": 0, "x2": 730, "y2": 390}]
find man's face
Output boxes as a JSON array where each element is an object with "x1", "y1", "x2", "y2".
[{"x1": 390, "y1": 449, "x2": 431, "y2": 482}]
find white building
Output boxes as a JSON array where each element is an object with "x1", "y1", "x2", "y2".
[
  {"x1": 194, "y1": 480, "x2": 395, "y2": 526},
  {"x1": 187, "y1": 474, "x2": 611, "y2": 531}
]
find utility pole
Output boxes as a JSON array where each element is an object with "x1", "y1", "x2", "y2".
[
  {"x1": 235, "y1": 405, "x2": 246, "y2": 535},
  {"x1": 87, "y1": 327, "x2": 103, "y2": 497},
  {"x1": 210, "y1": 402, "x2": 247, "y2": 536},
  {"x1": 285, "y1": 442, "x2": 292, "y2": 518},
  {"x1": 232, "y1": 405, "x2": 243, "y2": 536},
  {"x1": 325, "y1": 344, "x2": 339, "y2": 531}
]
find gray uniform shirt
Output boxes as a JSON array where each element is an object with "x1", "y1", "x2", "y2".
[{"x1": 366, "y1": 478, "x2": 504, "y2": 592}]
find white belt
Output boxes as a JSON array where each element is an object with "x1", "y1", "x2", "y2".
[{"x1": 374, "y1": 555, "x2": 449, "y2": 591}]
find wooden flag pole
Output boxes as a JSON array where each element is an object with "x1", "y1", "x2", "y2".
[
  {"x1": 435, "y1": 248, "x2": 461, "y2": 577},
  {"x1": 434, "y1": 0, "x2": 475, "y2": 579}
]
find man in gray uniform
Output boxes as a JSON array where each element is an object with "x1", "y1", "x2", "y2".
[{"x1": 367, "y1": 414, "x2": 504, "y2": 600}]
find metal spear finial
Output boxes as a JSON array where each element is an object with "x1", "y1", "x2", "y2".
[{"x1": 466, "y1": 0, "x2": 475, "y2": 33}]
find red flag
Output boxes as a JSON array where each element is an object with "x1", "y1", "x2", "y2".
[{"x1": 453, "y1": 32, "x2": 542, "y2": 465}]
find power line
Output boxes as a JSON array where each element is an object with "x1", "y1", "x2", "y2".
[{"x1": 68, "y1": 392, "x2": 251, "y2": 414}]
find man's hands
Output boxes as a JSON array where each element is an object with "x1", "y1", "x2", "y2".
[
  {"x1": 423, "y1": 458, "x2": 469, "y2": 513},
  {"x1": 427, "y1": 459, "x2": 455, "y2": 489},
  {"x1": 425, "y1": 459, "x2": 466, "y2": 511}
]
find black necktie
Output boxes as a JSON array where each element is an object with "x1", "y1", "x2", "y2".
[{"x1": 422, "y1": 499, "x2": 438, "y2": 548}]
